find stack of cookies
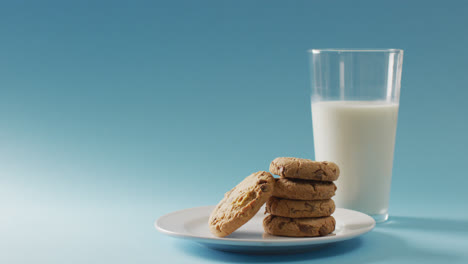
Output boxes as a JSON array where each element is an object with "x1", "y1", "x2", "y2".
[{"x1": 263, "y1": 157, "x2": 340, "y2": 237}]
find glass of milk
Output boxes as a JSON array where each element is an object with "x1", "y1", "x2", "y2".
[{"x1": 308, "y1": 49, "x2": 404, "y2": 222}]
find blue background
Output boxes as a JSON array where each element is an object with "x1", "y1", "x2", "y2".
[{"x1": 1, "y1": 0, "x2": 467, "y2": 263}]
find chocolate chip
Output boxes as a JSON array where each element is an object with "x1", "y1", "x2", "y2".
[
  {"x1": 319, "y1": 226, "x2": 328, "y2": 236},
  {"x1": 298, "y1": 224, "x2": 312, "y2": 234},
  {"x1": 305, "y1": 202, "x2": 316, "y2": 212},
  {"x1": 278, "y1": 222, "x2": 285, "y2": 229}
]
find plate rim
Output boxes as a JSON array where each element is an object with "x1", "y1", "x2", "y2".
[{"x1": 155, "y1": 205, "x2": 375, "y2": 246}]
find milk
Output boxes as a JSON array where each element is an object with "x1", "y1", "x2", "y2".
[{"x1": 312, "y1": 101, "x2": 399, "y2": 216}]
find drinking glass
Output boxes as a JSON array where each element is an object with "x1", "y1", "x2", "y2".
[{"x1": 308, "y1": 49, "x2": 404, "y2": 223}]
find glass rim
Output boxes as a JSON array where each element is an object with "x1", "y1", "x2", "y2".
[{"x1": 307, "y1": 48, "x2": 403, "y2": 54}]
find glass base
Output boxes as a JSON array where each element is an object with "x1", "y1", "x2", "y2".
[{"x1": 370, "y1": 213, "x2": 388, "y2": 223}]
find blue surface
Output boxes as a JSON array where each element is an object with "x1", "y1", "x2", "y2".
[{"x1": 1, "y1": 0, "x2": 467, "y2": 263}]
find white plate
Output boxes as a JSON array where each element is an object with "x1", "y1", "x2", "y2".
[{"x1": 155, "y1": 205, "x2": 375, "y2": 253}]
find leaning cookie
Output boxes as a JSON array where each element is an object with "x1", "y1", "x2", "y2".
[
  {"x1": 270, "y1": 157, "x2": 340, "y2": 181},
  {"x1": 273, "y1": 178, "x2": 337, "y2": 200},
  {"x1": 209, "y1": 171, "x2": 275, "y2": 237},
  {"x1": 266, "y1": 197, "x2": 335, "y2": 218},
  {"x1": 263, "y1": 215, "x2": 336, "y2": 237}
]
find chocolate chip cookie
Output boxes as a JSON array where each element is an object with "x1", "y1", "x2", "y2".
[
  {"x1": 209, "y1": 171, "x2": 275, "y2": 237},
  {"x1": 265, "y1": 197, "x2": 335, "y2": 218},
  {"x1": 263, "y1": 215, "x2": 336, "y2": 237},
  {"x1": 273, "y1": 178, "x2": 337, "y2": 200},
  {"x1": 270, "y1": 157, "x2": 340, "y2": 181}
]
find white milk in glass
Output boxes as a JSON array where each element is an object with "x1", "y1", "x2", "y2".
[{"x1": 312, "y1": 101, "x2": 399, "y2": 216}]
